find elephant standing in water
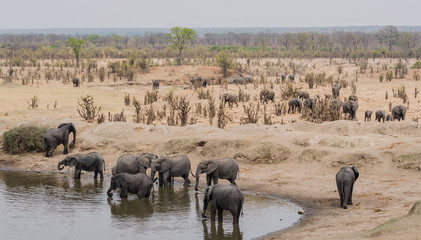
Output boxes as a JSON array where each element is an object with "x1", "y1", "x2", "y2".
[
  {"x1": 112, "y1": 153, "x2": 158, "y2": 175},
  {"x1": 194, "y1": 158, "x2": 239, "y2": 191},
  {"x1": 150, "y1": 155, "x2": 192, "y2": 187},
  {"x1": 336, "y1": 166, "x2": 359, "y2": 209},
  {"x1": 43, "y1": 122, "x2": 76, "y2": 157},
  {"x1": 202, "y1": 184, "x2": 244, "y2": 225},
  {"x1": 57, "y1": 152, "x2": 105, "y2": 179},
  {"x1": 392, "y1": 105, "x2": 406, "y2": 121},
  {"x1": 107, "y1": 173, "x2": 153, "y2": 199}
]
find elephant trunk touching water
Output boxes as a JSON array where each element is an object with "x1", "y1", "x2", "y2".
[{"x1": 194, "y1": 158, "x2": 239, "y2": 191}]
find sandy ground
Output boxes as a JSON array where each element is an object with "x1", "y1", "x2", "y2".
[{"x1": 0, "y1": 59, "x2": 421, "y2": 239}]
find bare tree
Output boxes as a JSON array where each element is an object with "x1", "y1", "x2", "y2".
[{"x1": 1, "y1": 39, "x2": 21, "y2": 83}]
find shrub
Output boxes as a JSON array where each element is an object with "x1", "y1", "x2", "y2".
[
  {"x1": 77, "y1": 95, "x2": 102, "y2": 122},
  {"x1": 412, "y1": 61, "x2": 421, "y2": 69},
  {"x1": 2, "y1": 126, "x2": 48, "y2": 154}
]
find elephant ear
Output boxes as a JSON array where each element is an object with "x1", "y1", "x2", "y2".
[
  {"x1": 68, "y1": 157, "x2": 79, "y2": 167},
  {"x1": 159, "y1": 158, "x2": 171, "y2": 172},
  {"x1": 352, "y1": 166, "x2": 359, "y2": 181},
  {"x1": 114, "y1": 174, "x2": 125, "y2": 187},
  {"x1": 206, "y1": 161, "x2": 217, "y2": 175},
  {"x1": 138, "y1": 155, "x2": 152, "y2": 169}
]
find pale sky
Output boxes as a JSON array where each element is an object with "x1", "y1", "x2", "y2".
[{"x1": 1, "y1": 0, "x2": 420, "y2": 29}]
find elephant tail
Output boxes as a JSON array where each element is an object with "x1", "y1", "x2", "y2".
[{"x1": 240, "y1": 198, "x2": 244, "y2": 217}]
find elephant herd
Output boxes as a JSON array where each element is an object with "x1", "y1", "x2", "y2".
[{"x1": 366, "y1": 105, "x2": 407, "y2": 122}]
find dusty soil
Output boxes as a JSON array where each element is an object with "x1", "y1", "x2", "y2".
[{"x1": 1, "y1": 59, "x2": 421, "y2": 239}]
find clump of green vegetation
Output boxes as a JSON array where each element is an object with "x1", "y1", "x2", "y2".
[
  {"x1": 412, "y1": 61, "x2": 421, "y2": 69},
  {"x1": 2, "y1": 126, "x2": 48, "y2": 154}
]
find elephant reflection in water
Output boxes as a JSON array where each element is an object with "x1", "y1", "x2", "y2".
[
  {"x1": 72, "y1": 178, "x2": 104, "y2": 192},
  {"x1": 107, "y1": 198, "x2": 154, "y2": 219},
  {"x1": 155, "y1": 186, "x2": 190, "y2": 212},
  {"x1": 202, "y1": 221, "x2": 243, "y2": 240}
]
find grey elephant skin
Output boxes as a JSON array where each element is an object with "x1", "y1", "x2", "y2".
[
  {"x1": 112, "y1": 153, "x2": 158, "y2": 175},
  {"x1": 202, "y1": 184, "x2": 244, "y2": 225},
  {"x1": 364, "y1": 110, "x2": 372, "y2": 121},
  {"x1": 288, "y1": 98, "x2": 302, "y2": 114},
  {"x1": 298, "y1": 91, "x2": 310, "y2": 100},
  {"x1": 150, "y1": 155, "x2": 192, "y2": 187},
  {"x1": 72, "y1": 77, "x2": 80, "y2": 87},
  {"x1": 331, "y1": 99, "x2": 343, "y2": 111},
  {"x1": 222, "y1": 93, "x2": 238, "y2": 107},
  {"x1": 303, "y1": 98, "x2": 315, "y2": 111},
  {"x1": 260, "y1": 89, "x2": 275, "y2": 103},
  {"x1": 57, "y1": 152, "x2": 105, "y2": 179},
  {"x1": 289, "y1": 74, "x2": 295, "y2": 82},
  {"x1": 375, "y1": 110, "x2": 386, "y2": 122},
  {"x1": 392, "y1": 105, "x2": 406, "y2": 121},
  {"x1": 343, "y1": 100, "x2": 359, "y2": 120},
  {"x1": 107, "y1": 173, "x2": 153, "y2": 199},
  {"x1": 44, "y1": 122, "x2": 76, "y2": 157},
  {"x1": 152, "y1": 80, "x2": 159, "y2": 89},
  {"x1": 191, "y1": 77, "x2": 208, "y2": 87},
  {"x1": 332, "y1": 84, "x2": 342, "y2": 99},
  {"x1": 386, "y1": 113, "x2": 392, "y2": 121},
  {"x1": 194, "y1": 158, "x2": 239, "y2": 191},
  {"x1": 336, "y1": 166, "x2": 359, "y2": 209},
  {"x1": 348, "y1": 95, "x2": 358, "y2": 102}
]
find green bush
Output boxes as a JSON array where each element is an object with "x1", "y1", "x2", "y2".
[
  {"x1": 2, "y1": 126, "x2": 48, "y2": 154},
  {"x1": 412, "y1": 61, "x2": 421, "y2": 69}
]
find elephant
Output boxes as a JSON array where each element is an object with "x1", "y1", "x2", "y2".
[
  {"x1": 191, "y1": 77, "x2": 208, "y2": 87},
  {"x1": 332, "y1": 84, "x2": 342, "y2": 99},
  {"x1": 364, "y1": 110, "x2": 372, "y2": 121},
  {"x1": 303, "y1": 98, "x2": 316, "y2": 111},
  {"x1": 375, "y1": 110, "x2": 386, "y2": 122},
  {"x1": 150, "y1": 155, "x2": 192, "y2": 187},
  {"x1": 288, "y1": 98, "x2": 302, "y2": 114},
  {"x1": 72, "y1": 77, "x2": 80, "y2": 87},
  {"x1": 242, "y1": 76, "x2": 253, "y2": 84},
  {"x1": 57, "y1": 152, "x2": 105, "y2": 179},
  {"x1": 232, "y1": 78, "x2": 243, "y2": 85},
  {"x1": 331, "y1": 99, "x2": 344, "y2": 111},
  {"x1": 336, "y1": 166, "x2": 359, "y2": 209},
  {"x1": 343, "y1": 100, "x2": 359, "y2": 120},
  {"x1": 112, "y1": 153, "x2": 158, "y2": 175},
  {"x1": 289, "y1": 74, "x2": 295, "y2": 82},
  {"x1": 392, "y1": 105, "x2": 406, "y2": 121},
  {"x1": 43, "y1": 122, "x2": 76, "y2": 157},
  {"x1": 232, "y1": 77, "x2": 252, "y2": 85},
  {"x1": 194, "y1": 158, "x2": 239, "y2": 191},
  {"x1": 107, "y1": 173, "x2": 153, "y2": 199},
  {"x1": 348, "y1": 95, "x2": 358, "y2": 102},
  {"x1": 222, "y1": 93, "x2": 238, "y2": 107},
  {"x1": 202, "y1": 184, "x2": 244, "y2": 225},
  {"x1": 152, "y1": 80, "x2": 160, "y2": 89},
  {"x1": 259, "y1": 89, "x2": 275, "y2": 103},
  {"x1": 298, "y1": 91, "x2": 310, "y2": 100},
  {"x1": 386, "y1": 113, "x2": 392, "y2": 121},
  {"x1": 281, "y1": 74, "x2": 286, "y2": 83}
]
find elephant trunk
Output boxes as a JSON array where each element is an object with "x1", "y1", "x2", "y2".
[
  {"x1": 57, "y1": 161, "x2": 64, "y2": 170},
  {"x1": 150, "y1": 169, "x2": 156, "y2": 183},
  {"x1": 195, "y1": 169, "x2": 200, "y2": 191},
  {"x1": 107, "y1": 186, "x2": 114, "y2": 197},
  {"x1": 202, "y1": 197, "x2": 208, "y2": 218}
]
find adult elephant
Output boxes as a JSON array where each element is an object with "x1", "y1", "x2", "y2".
[
  {"x1": 112, "y1": 153, "x2": 158, "y2": 175},
  {"x1": 222, "y1": 93, "x2": 238, "y2": 107},
  {"x1": 298, "y1": 90, "x2": 310, "y2": 100},
  {"x1": 260, "y1": 89, "x2": 275, "y2": 103},
  {"x1": 150, "y1": 155, "x2": 192, "y2": 187},
  {"x1": 336, "y1": 166, "x2": 359, "y2": 209},
  {"x1": 152, "y1": 80, "x2": 160, "y2": 90},
  {"x1": 288, "y1": 98, "x2": 302, "y2": 114},
  {"x1": 289, "y1": 74, "x2": 295, "y2": 82},
  {"x1": 202, "y1": 184, "x2": 244, "y2": 225},
  {"x1": 194, "y1": 158, "x2": 239, "y2": 191},
  {"x1": 364, "y1": 110, "x2": 372, "y2": 121},
  {"x1": 343, "y1": 100, "x2": 359, "y2": 120},
  {"x1": 57, "y1": 152, "x2": 105, "y2": 179},
  {"x1": 375, "y1": 110, "x2": 386, "y2": 122},
  {"x1": 331, "y1": 99, "x2": 344, "y2": 111},
  {"x1": 303, "y1": 98, "x2": 316, "y2": 111},
  {"x1": 281, "y1": 74, "x2": 286, "y2": 83},
  {"x1": 72, "y1": 77, "x2": 80, "y2": 87},
  {"x1": 392, "y1": 105, "x2": 406, "y2": 121},
  {"x1": 332, "y1": 84, "x2": 342, "y2": 99},
  {"x1": 348, "y1": 95, "x2": 358, "y2": 102},
  {"x1": 107, "y1": 173, "x2": 153, "y2": 199},
  {"x1": 43, "y1": 122, "x2": 76, "y2": 157}
]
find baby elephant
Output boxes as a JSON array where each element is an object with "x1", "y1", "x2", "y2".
[
  {"x1": 202, "y1": 184, "x2": 244, "y2": 225},
  {"x1": 107, "y1": 173, "x2": 153, "y2": 199},
  {"x1": 336, "y1": 166, "x2": 359, "y2": 209},
  {"x1": 364, "y1": 110, "x2": 372, "y2": 121},
  {"x1": 57, "y1": 152, "x2": 105, "y2": 179}
]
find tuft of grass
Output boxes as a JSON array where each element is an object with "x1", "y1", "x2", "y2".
[{"x1": 2, "y1": 126, "x2": 48, "y2": 154}]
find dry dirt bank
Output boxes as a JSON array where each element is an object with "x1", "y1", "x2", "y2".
[{"x1": 1, "y1": 119, "x2": 421, "y2": 239}]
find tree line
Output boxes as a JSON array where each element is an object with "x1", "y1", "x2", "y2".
[{"x1": 0, "y1": 25, "x2": 420, "y2": 61}]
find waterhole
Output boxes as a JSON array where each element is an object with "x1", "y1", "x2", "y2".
[{"x1": 0, "y1": 170, "x2": 302, "y2": 239}]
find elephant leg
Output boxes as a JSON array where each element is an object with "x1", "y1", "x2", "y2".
[
  {"x1": 231, "y1": 209, "x2": 239, "y2": 225},
  {"x1": 94, "y1": 171, "x2": 98, "y2": 179},
  {"x1": 162, "y1": 172, "x2": 169, "y2": 187},
  {"x1": 99, "y1": 171, "x2": 104, "y2": 179},
  {"x1": 63, "y1": 139, "x2": 69, "y2": 154},
  {"x1": 206, "y1": 174, "x2": 212, "y2": 186},
  {"x1": 183, "y1": 174, "x2": 190, "y2": 186},
  {"x1": 158, "y1": 173, "x2": 164, "y2": 187},
  {"x1": 120, "y1": 186, "x2": 128, "y2": 198},
  {"x1": 348, "y1": 183, "x2": 354, "y2": 205},
  {"x1": 217, "y1": 206, "x2": 223, "y2": 223},
  {"x1": 343, "y1": 184, "x2": 352, "y2": 209},
  {"x1": 211, "y1": 204, "x2": 217, "y2": 222},
  {"x1": 74, "y1": 168, "x2": 81, "y2": 179},
  {"x1": 212, "y1": 175, "x2": 218, "y2": 185}
]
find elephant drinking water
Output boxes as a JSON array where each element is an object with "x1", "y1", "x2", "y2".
[
  {"x1": 57, "y1": 152, "x2": 105, "y2": 179},
  {"x1": 194, "y1": 158, "x2": 239, "y2": 191},
  {"x1": 150, "y1": 155, "x2": 192, "y2": 187},
  {"x1": 107, "y1": 173, "x2": 153, "y2": 199}
]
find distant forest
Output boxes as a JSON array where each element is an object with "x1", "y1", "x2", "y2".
[{"x1": 0, "y1": 25, "x2": 420, "y2": 60}]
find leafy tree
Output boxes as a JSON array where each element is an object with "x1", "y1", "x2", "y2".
[
  {"x1": 216, "y1": 51, "x2": 234, "y2": 77},
  {"x1": 167, "y1": 26, "x2": 196, "y2": 65},
  {"x1": 86, "y1": 34, "x2": 100, "y2": 45},
  {"x1": 65, "y1": 38, "x2": 86, "y2": 68},
  {"x1": 377, "y1": 25, "x2": 399, "y2": 51},
  {"x1": 295, "y1": 32, "x2": 311, "y2": 52}
]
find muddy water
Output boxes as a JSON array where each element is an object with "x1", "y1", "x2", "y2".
[{"x1": 0, "y1": 170, "x2": 302, "y2": 240}]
